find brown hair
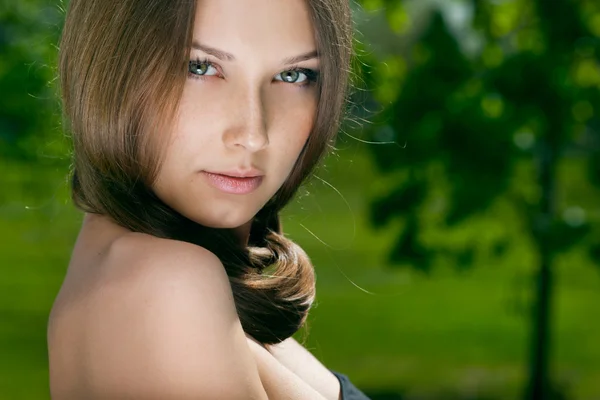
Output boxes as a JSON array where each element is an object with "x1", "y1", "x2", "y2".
[{"x1": 59, "y1": 0, "x2": 353, "y2": 345}]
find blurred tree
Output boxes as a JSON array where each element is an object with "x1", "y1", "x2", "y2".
[
  {"x1": 356, "y1": 0, "x2": 600, "y2": 398},
  {"x1": 0, "y1": 1, "x2": 65, "y2": 162}
]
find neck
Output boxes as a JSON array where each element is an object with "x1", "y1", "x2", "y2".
[{"x1": 234, "y1": 219, "x2": 254, "y2": 246}]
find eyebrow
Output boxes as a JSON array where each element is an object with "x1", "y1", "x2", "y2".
[{"x1": 191, "y1": 41, "x2": 319, "y2": 65}]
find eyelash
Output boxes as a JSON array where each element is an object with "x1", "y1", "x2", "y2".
[{"x1": 187, "y1": 57, "x2": 320, "y2": 88}]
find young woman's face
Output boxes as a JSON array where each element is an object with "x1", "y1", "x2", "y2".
[{"x1": 153, "y1": 0, "x2": 319, "y2": 234}]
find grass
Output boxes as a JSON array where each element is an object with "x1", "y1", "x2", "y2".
[{"x1": 1, "y1": 146, "x2": 599, "y2": 399}]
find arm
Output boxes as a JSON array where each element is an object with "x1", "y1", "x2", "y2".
[
  {"x1": 266, "y1": 338, "x2": 342, "y2": 400},
  {"x1": 246, "y1": 336, "x2": 331, "y2": 400}
]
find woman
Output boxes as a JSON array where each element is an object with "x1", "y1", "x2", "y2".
[{"x1": 47, "y1": 0, "x2": 370, "y2": 398}]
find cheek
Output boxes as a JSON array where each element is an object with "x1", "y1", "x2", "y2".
[
  {"x1": 269, "y1": 90, "x2": 317, "y2": 144},
  {"x1": 171, "y1": 86, "x2": 224, "y2": 148},
  {"x1": 270, "y1": 113, "x2": 314, "y2": 187},
  {"x1": 272, "y1": 115, "x2": 313, "y2": 168}
]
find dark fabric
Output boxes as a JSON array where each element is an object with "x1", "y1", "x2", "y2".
[{"x1": 331, "y1": 370, "x2": 371, "y2": 400}]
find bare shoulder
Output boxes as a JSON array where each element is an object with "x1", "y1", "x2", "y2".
[
  {"x1": 104, "y1": 232, "x2": 231, "y2": 293},
  {"x1": 72, "y1": 233, "x2": 267, "y2": 399}
]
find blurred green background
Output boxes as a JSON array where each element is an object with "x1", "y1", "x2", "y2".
[{"x1": 1, "y1": 0, "x2": 600, "y2": 399}]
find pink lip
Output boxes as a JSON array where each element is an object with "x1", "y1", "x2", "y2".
[
  {"x1": 202, "y1": 171, "x2": 263, "y2": 194},
  {"x1": 209, "y1": 167, "x2": 264, "y2": 178}
]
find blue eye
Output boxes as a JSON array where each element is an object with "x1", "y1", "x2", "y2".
[
  {"x1": 277, "y1": 70, "x2": 305, "y2": 83},
  {"x1": 187, "y1": 60, "x2": 319, "y2": 86},
  {"x1": 275, "y1": 68, "x2": 319, "y2": 85},
  {"x1": 188, "y1": 59, "x2": 219, "y2": 78}
]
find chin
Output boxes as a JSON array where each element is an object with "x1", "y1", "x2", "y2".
[{"x1": 189, "y1": 209, "x2": 255, "y2": 231}]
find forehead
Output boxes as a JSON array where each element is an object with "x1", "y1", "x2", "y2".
[{"x1": 193, "y1": 0, "x2": 316, "y2": 56}]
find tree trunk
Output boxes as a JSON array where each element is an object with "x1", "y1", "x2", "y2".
[{"x1": 526, "y1": 121, "x2": 559, "y2": 399}]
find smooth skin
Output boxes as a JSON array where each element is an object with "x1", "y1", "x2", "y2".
[
  {"x1": 153, "y1": 0, "x2": 321, "y2": 239},
  {"x1": 47, "y1": 0, "x2": 342, "y2": 398}
]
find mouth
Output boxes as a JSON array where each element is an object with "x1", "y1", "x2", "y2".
[{"x1": 201, "y1": 171, "x2": 264, "y2": 195}]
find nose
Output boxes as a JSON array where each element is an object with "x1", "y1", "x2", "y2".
[{"x1": 223, "y1": 85, "x2": 269, "y2": 153}]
